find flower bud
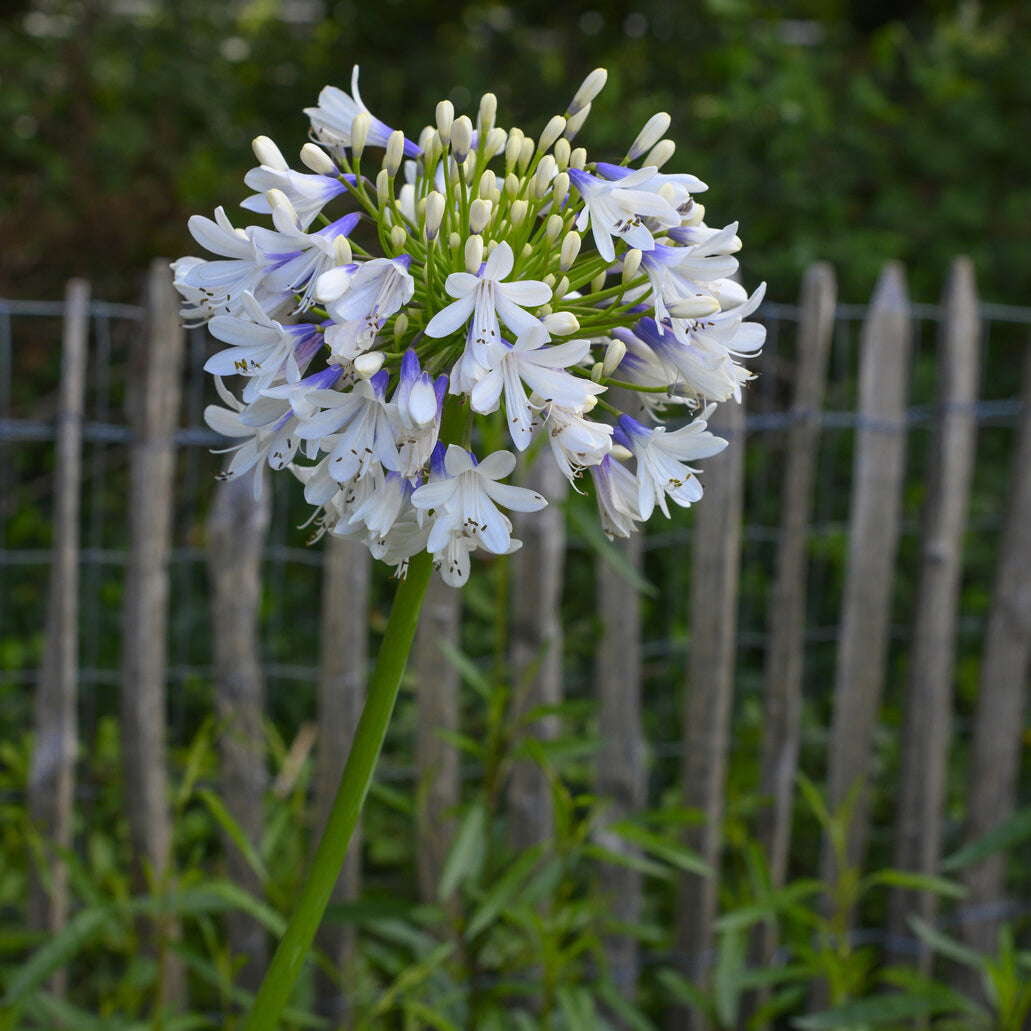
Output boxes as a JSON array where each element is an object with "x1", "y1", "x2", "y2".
[
  {"x1": 477, "y1": 92, "x2": 497, "y2": 135},
  {"x1": 393, "y1": 312, "x2": 409, "y2": 343},
  {"x1": 582, "y1": 394, "x2": 599, "y2": 413},
  {"x1": 252, "y1": 135, "x2": 287, "y2": 170},
  {"x1": 622, "y1": 248, "x2": 643, "y2": 284},
  {"x1": 384, "y1": 130, "x2": 405, "y2": 177},
  {"x1": 333, "y1": 235, "x2": 352, "y2": 264},
  {"x1": 354, "y1": 351, "x2": 385, "y2": 379},
  {"x1": 545, "y1": 212, "x2": 564, "y2": 244},
  {"x1": 590, "y1": 362, "x2": 604, "y2": 383},
  {"x1": 478, "y1": 169, "x2": 496, "y2": 199},
  {"x1": 509, "y1": 199, "x2": 528, "y2": 226},
  {"x1": 424, "y1": 191, "x2": 445, "y2": 240},
  {"x1": 484, "y1": 127, "x2": 507, "y2": 160},
  {"x1": 591, "y1": 271, "x2": 608, "y2": 294},
  {"x1": 300, "y1": 143, "x2": 336, "y2": 175},
  {"x1": 603, "y1": 338, "x2": 627, "y2": 378},
  {"x1": 422, "y1": 131, "x2": 443, "y2": 170},
  {"x1": 559, "y1": 230, "x2": 581, "y2": 271},
  {"x1": 538, "y1": 114, "x2": 566, "y2": 153},
  {"x1": 505, "y1": 127, "x2": 524, "y2": 170},
  {"x1": 611, "y1": 443, "x2": 632, "y2": 461},
  {"x1": 552, "y1": 171, "x2": 570, "y2": 209},
  {"x1": 390, "y1": 225, "x2": 407, "y2": 252},
  {"x1": 554, "y1": 275, "x2": 570, "y2": 300},
  {"x1": 465, "y1": 234, "x2": 484, "y2": 273},
  {"x1": 375, "y1": 168, "x2": 390, "y2": 199},
  {"x1": 518, "y1": 136, "x2": 535, "y2": 172},
  {"x1": 564, "y1": 103, "x2": 591, "y2": 141},
  {"x1": 645, "y1": 139, "x2": 675, "y2": 170},
  {"x1": 267, "y1": 189, "x2": 301, "y2": 232},
  {"x1": 521, "y1": 242, "x2": 534, "y2": 261},
  {"x1": 568, "y1": 67, "x2": 607, "y2": 115},
  {"x1": 543, "y1": 311, "x2": 579, "y2": 336},
  {"x1": 449, "y1": 231, "x2": 462, "y2": 251},
  {"x1": 469, "y1": 198, "x2": 492, "y2": 234},
  {"x1": 627, "y1": 112, "x2": 671, "y2": 162},
  {"x1": 505, "y1": 172, "x2": 520, "y2": 198},
  {"x1": 533, "y1": 155, "x2": 557, "y2": 198},
  {"x1": 451, "y1": 115, "x2": 473, "y2": 162},
  {"x1": 668, "y1": 295, "x2": 721, "y2": 319},
  {"x1": 682, "y1": 201, "x2": 705, "y2": 226},
  {"x1": 435, "y1": 100, "x2": 454, "y2": 144},
  {"x1": 351, "y1": 112, "x2": 371, "y2": 160},
  {"x1": 553, "y1": 138, "x2": 571, "y2": 171},
  {"x1": 569, "y1": 147, "x2": 587, "y2": 170},
  {"x1": 417, "y1": 124, "x2": 435, "y2": 153}
]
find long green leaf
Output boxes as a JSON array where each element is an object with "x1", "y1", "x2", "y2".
[
  {"x1": 465, "y1": 844, "x2": 543, "y2": 939},
  {"x1": 941, "y1": 807, "x2": 1031, "y2": 872},
  {"x1": 908, "y1": 915, "x2": 986, "y2": 971},
  {"x1": 438, "y1": 638, "x2": 494, "y2": 700},
  {"x1": 861, "y1": 868, "x2": 965, "y2": 898},
  {"x1": 438, "y1": 801, "x2": 488, "y2": 901},
  {"x1": 198, "y1": 787, "x2": 271, "y2": 888},
  {"x1": 794, "y1": 990, "x2": 960, "y2": 1028},
  {"x1": 606, "y1": 821, "x2": 711, "y2": 876}
]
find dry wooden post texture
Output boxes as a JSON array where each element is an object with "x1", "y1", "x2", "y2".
[
  {"x1": 207, "y1": 473, "x2": 271, "y2": 992},
  {"x1": 508, "y1": 452, "x2": 568, "y2": 852},
  {"x1": 414, "y1": 571, "x2": 462, "y2": 902},
  {"x1": 27, "y1": 279, "x2": 90, "y2": 996},
  {"x1": 821, "y1": 263, "x2": 911, "y2": 892},
  {"x1": 594, "y1": 387, "x2": 647, "y2": 1005},
  {"x1": 313, "y1": 534, "x2": 370, "y2": 1019},
  {"x1": 959, "y1": 347, "x2": 1031, "y2": 958},
  {"x1": 888, "y1": 257, "x2": 979, "y2": 952},
  {"x1": 675, "y1": 397, "x2": 745, "y2": 1031},
  {"x1": 120, "y1": 260, "x2": 186, "y2": 1005},
  {"x1": 757, "y1": 262, "x2": 836, "y2": 888}
]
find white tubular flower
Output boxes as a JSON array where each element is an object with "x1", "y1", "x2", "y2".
[
  {"x1": 242, "y1": 165, "x2": 354, "y2": 229},
  {"x1": 539, "y1": 401, "x2": 614, "y2": 482},
  {"x1": 424, "y1": 241, "x2": 552, "y2": 361},
  {"x1": 317, "y1": 255, "x2": 415, "y2": 348},
  {"x1": 617, "y1": 407, "x2": 727, "y2": 519},
  {"x1": 392, "y1": 349, "x2": 448, "y2": 479},
  {"x1": 567, "y1": 166, "x2": 680, "y2": 262},
  {"x1": 305, "y1": 65, "x2": 421, "y2": 157},
  {"x1": 590, "y1": 454, "x2": 643, "y2": 539}
]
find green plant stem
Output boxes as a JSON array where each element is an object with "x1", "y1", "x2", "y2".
[{"x1": 241, "y1": 549, "x2": 434, "y2": 1031}]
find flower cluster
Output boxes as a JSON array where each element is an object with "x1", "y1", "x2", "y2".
[{"x1": 175, "y1": 67, "x2": 764, "y2": 586}]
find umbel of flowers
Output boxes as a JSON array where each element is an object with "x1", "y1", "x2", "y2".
[{"x1": 174, "y1": 67, "x2": 764, "y2": 587}]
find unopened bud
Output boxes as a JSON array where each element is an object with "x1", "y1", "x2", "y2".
[
  {"x1": 521, "y1": 242, "x2": 534, "y2": 261},
  {"x1": 451, "y1": 115, "x2": 473, "y2": 162},
  {"x1": 393, "y1": 312, "x2": 409, "y2": 343},
  {"x1": 505, "y1": 128, "x2": 524, "y2": 170},
  {"x1": 682, "y1": 201, "x2": 705, "y2": 226},
  {"x1": 622, "y1": 248, "x2": 643, "y2": 284},
  {"x1": 591, "y1": 271, "x2": 608, "y2": 294},
  {"x1": 645, "y1": 139, "x2": 675, "y2": 170},
  {"x1": 435, "y1": 100, "x2": 455, "y2": 144},
  {"x1": 569, "y1": 147, "x2": 587, "y2": 170},
  {"x1": 267, "y1": 189, "x2": 300, "y2": 231},
  {"x1": 627, "y1": 112, "x2": 671, "y2": 161},
  {"x1": 545, "y1": 213, "x2": 564, "y2": 244},
  {"x1": 422, "y1": 131, "x2": 442, "y2": 169},
  {"x1": 554, "y1": 275, "x2": 570, "y2": 300},
  {"x1": 350, "y1": 112, "x2": 371, "y2": 160},
  {"x1": 390, "y1": 225, "x2": 407, "y2": 252},
  {"x1": 384, "y1": 130, "x2": 405, "y2": 177},
  {"x1": 569, "y1": 67, "x2": 607, "y2": 115},
  {"x1": 563, "y1": 103, "x2": 591, "y2": 142},
  {"x1": 375, "y1": 168, "x2": 390, "y2": 199},
  {"x1": 477, "y1": 92, "x2": 497, "y2": 135},
  {"x1": 505, "y1": 172, "x2": 520, "y2": 198},
  {"x1": 448, "y1": 231, "x2": 462, "y2": 251},
  {"x1": 668, "y1": 295, "x2": 721, "y2": 319},
  {"x1": 553, "y1": 138, "x2": 571, "y2": 171},
  {"x1": 424, "y1": 191, "x2": 445, "y2": 239},
  {"x1": 518, "y1": 137, "x2": 534, "y2": 171},
  {"x1": 538, "y1": 114, "x2": 566, "y2": 153},
  {"x1": 552, "y1": 171, "x2": 570, "y2": 209},
  {"x1": 611, "y1": 443, "x2": 632, "y2": 461},
  {"x1": 582, "y1": 394, "x2": 599, "y2": 413},
  {"x1": 559, "y1": 231, "x2": 581, "y2": 272},
  {"x1": 484, "y1": 127, "x2": 507, "y2": 160},
  {"x1": 590, "y1": 362, "x2": 604, "y2": 383},
  {"x1": 252, "y1": 135, "x2": 287, "y2": 170},
  {"x1": 509, "y1": 199, "x2": 528, "y2": 226},
  {"x1": 333, "y1": 235, "x2": 352, "y2": 264},
  {"x1": 300, "y1": 143, "x2": 336, "y2": 175},
  {"x1": 478, "y1": 169, "x2": 497, "y2": 199},
  {"x1": 354, "y1": 351, "x2": 385, "y2": 379},
  {"x1": 534, "y1": 155, "x2": 557, "y2": 198},
  {"x1": 603, "y1": 338, "x2": 627, "y2": 377},
  {"x1": 469, "y1": 198, "x2": 492, "y2": 234},
  {"x1": 543, "y1": 311, "x2": 579, "y2": 336},
  {"x1": 465, "y1": 234, "x2": 484, "y2": 273}
]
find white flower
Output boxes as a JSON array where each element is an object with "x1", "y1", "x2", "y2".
[
  {"x1": 317, "y1": 255, "x2": 415, "y2": 351},
  {"x1": 539, "y1": 401, "x2": 614, "y2": 482},
  {"x1": 617, "y1": 407, "x2": 727, "y2": 519},
  {"x1": 590, "y1": 454, "x2": 643, "y2": 539},
  {"x1": 567, "y1": 166, "x2": 680, "y2": 263},
  {"x1": 392, "y1": 349, "x2": 447, "y2": 479},
  {"x1": 423, "y1": 242, "x2": 552, "y2": 360},
  {"x1": 242, "y1": 165, "x2": 353, "y2": 229}
]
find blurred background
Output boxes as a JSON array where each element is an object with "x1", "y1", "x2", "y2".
[{"x1": 2, "y1": 0, "x2": 1029, "y2": 305}]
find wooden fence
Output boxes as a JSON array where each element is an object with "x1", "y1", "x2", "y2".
[{"x1": 4, "y1": 256, "x2": 1030, "y2": 1026}]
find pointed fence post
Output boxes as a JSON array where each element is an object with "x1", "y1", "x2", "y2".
[
  {"x1": 207, "y1": 474, "x2": 271, "y2": 993},
  {"x1": 414, "y1": 573, "x2": 462, "y2": 902},
  {"x1": 508, "y1": 453, "x2": 568, "y2": 852},
  {"x1": 120, "y1": 260, "x2": 186, "y2": 1007},
  {"x1": 313, "y1": 534, "x2": 371, "y2": 1023},
  {"x1": 27, "y1": 279, "x2": 90, "y2": 997},
  {"x1": 959, "y1": 346, "x2": 1031, "y2": 959},
  {"x1": 888, "y1": 258, "x2": 980, "y2": 954},
  {"x1": 675, "y1": 398, "x2": 745, "y2": 1031}
]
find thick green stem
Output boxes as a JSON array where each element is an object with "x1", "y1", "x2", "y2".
[{"x1": 241, "y1": 550, "x2": 434, "y2": 1030}]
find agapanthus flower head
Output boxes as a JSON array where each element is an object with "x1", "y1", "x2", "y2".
[{"x1": 178, "y1": 66, "x2": 764, "y2": 586}]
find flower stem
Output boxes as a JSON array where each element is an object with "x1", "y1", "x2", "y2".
[{"x1": 240, "y1": 549, "x2": 434, "y2": 1031}]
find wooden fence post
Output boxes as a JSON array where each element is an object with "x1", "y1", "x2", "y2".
[
  {"x1": 120, "y1": 260, "x2": 186, "y2": 1006},
  {"x1": 207, "y1": 474, "x2": 271, "y2": 993},
  {"x1": 314, "y1": 535, "x2": 370, "y2": 1024},
  {"x1": 508, "y1": 453, "x2": 568, "y2": 852},
  {"x1": 414, "y1": 573, "x2": 462, "y2": 902},
  {"x1": 27, "y1": 278, "x2": 90, "y2": 996},
  {"x1": 675, "y1": 397, "x2": 746, "y2": 1031},
  {"x1": 888, "y1": 257, "x2": 980, "y2": 952},
  {"x1": 959, "y1": 346, "x2": 1031, "y2": 958}
]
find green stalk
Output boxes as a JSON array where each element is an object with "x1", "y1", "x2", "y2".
[{"x1": 241, "y1": 549, "x2": 434, "y2": 1031}]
